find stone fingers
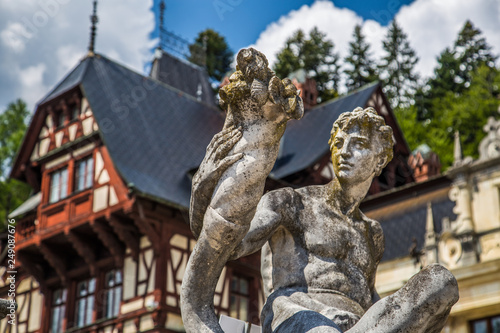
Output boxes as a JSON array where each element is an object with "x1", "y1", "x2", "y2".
[
  {"x1": 214, "y1": 127, "x2": 242, "y2": 161},
  {"x1": 217, "y1": 153, "x2": 244, "y2": 173},
  {"x1": 206, "y1": 125, "x2": 235, "y2": 157}
]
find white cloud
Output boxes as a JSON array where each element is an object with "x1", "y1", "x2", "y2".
[
  {"x1": 1, "y1": 22, "x2": 33, "y2": 52},
  {"x1": 251, "y1": 1, "x2": 364, "y2": 69},
  {"x1": 0, "y1": 0, "x2": 155, "y2": 112},
  {"x1": 19, "y1": 63, "x2": 48, "y2": 103},
  {"x1": 249, "y1": 0, "x2": 500, "y2": 85},
  {"x1": 395, "y1": 0, "x2": 500, "y2": 78}
]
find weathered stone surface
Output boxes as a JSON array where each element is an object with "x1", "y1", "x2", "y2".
[
  {"x1": 181, "y1": 47, "x2": 459, "y2": 333},
  {"x1": 0, "y1": 299, "x2": 16, "y2": 320}
]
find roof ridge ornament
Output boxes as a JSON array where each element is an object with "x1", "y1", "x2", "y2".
[
  {"x1": 87, "y1": 0, "x2": 99, "y2": 56},
  {"x1": 159, "y1": 0, "x2": 166, "y2": 47}
]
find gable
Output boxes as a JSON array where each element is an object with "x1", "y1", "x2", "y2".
[{"x1": 30, "y1": 95, "x2": 99, "y2": 162}]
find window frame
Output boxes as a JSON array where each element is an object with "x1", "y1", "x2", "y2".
[
  {"x1": 470, "y1": 315, "x2": 500, "y2": 333},
  {"x1": 74, "y1": 155, "x2": 94, "y2": 193},
  {"x1": 102, "y1": 269, "x2": 122, "y2": 319},
  {"x1": 74, "y1": 277, "x2": 96, "y2": 328},
  {"x1": 229, "y1": 274, "x2": 251, "y2": 321},
  {"x1": 50, "y1": 288, "x2": 67, "y2": 333},
  {"x1": 49, "y1": 167, "x2": 69, "y2": 203}
]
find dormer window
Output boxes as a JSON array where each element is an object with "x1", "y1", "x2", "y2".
[
  {"x1": 75, "y1": 156, "x2": 94, "y2": 192},
  {"x1": 49, "y1": 167, "x2": 68, "y2": 203}
]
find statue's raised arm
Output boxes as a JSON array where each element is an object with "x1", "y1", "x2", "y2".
[{"x1": 181, "y1": 48, "x2": 304, "y2": 333}]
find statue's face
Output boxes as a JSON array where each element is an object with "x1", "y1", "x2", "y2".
[{"x1": 331, "y1": 124, "x2": 381, "y2": 183}]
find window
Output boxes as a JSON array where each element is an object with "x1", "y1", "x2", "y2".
[
  {"x1": 49, "y1": 167, "x2": 68, "y2": 203},
  {"x1": 229, "y1": 275, "x2": 250, "y2": 321},
  {"x1": 58, "y1": 112, "x2": 67, "y2": 128},
  {"x1": 471, "y1": 315, "x2": 500, "y2": 333},
  {"x1": 103, "y1": 270, "x2": 122, "y2": 318},
  {"x1": 51, "y1": 288, "x2": 67, "y2": 333},
  {"x1": 75, "y1": 278, "x2": 95, "y2": 327},
  {"x1": 75, "y1": 157, "x2": 94, "y2": 192},
  {"x1": 71, "y1": 105, "x2": 80, "y2": 121}
]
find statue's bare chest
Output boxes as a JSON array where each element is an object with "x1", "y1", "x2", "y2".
[{"x1": 294, "y1": 203, "x2": 375, "y2": 271}]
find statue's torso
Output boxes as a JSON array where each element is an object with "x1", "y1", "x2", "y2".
[{"x1": 261, "y1": 185, "x2": 382, "y2": 311}]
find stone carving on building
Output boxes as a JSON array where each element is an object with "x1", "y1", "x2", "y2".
[
  {"x1": 479, "y1": 116, "x2": 500, "y2": 160},
  {"x1": 442, "y1": 112, "x2": 500, "y2": 268},
  {"x1": 181, "y1": 48, "x2": 459, "y2": 333}
]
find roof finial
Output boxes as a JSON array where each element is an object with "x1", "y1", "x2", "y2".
[
  {"x1": 158, "y1": 0, "x2": 166, "y2": 48},
  {"x1": 453, "y1": 131, "x2": 462, "y2": 166},
  {"x1": 425, "y1": 202, "x2": 436, "y2": 246},
  {"x1": 88, "y1": 0, "x2": 99, "y2": 56}
]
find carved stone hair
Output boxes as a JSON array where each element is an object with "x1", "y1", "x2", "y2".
[{"x1": 329, "y1": 107, "x2": 394, "y2": 170}]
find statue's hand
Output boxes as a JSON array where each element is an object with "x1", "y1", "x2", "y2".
[{"x1": 193, "y1": 126, "x2": 243, "y2": 191}]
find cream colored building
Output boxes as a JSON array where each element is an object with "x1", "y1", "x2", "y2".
[{"x1": 365, "y1": 119, "x2": 500, "y2": 333}]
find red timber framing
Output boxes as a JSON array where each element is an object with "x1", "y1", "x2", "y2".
[{"x1": 8, "y1": 86, "x2": 263, "y2": 332}]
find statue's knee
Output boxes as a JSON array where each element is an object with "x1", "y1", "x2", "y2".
[{"x1": 424, "y1": 264, "x2": 459, "y2": 304}]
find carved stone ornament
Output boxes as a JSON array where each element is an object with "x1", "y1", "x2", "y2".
[
  {"x1": 479, "y1": 116, "x2": 500, "y2": 160},
  {"x1": 181, "y1": 48, "x2": 459, "y2": 333}
]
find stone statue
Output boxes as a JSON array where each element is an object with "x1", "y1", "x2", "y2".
[{"x1": 181, "y1": 48, "x2": 459, "y2": 333}]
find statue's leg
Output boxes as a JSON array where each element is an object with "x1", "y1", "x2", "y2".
[
  {"x1": 261, "y1": 290, "x2": 345, "y2": 333},
  {"x1": 181, "y1": 207, "x2": 248, "y2": 333},
  {"x1": 347, "y1": 264, "x2": 459, "y2": 333}
]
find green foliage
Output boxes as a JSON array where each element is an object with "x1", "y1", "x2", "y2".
[
  {"x1": 0, "y1": 99, "x2": 31, "y2": 228},
  {"x1": 405, "y1": 20, "x2": 500, "y2": 170},
  {"x1": 418, "y1": 21, "x2": 497, "y2": 120},
  {"x1": 274, "y1": 27, "x2": 340, "y2": 103},
  {"x1": 379, "y1": 20, "x2": 419, "y2": 109},
  {"x1": 344, "y1": 25, "x2": 378, "y2": 92},
  {"x1": 398, "y1": 64, "x2": 500, "y2": 169},
  {"x1": 188, "y1": 29, "x2": 233, "y2": 81}
]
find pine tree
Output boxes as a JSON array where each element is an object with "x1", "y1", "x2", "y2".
[
  {"x1": 344, "y1": 25, "x2": 378, "y2": 92},
  {"x1": 425, "y1": 65, "x2": 500, "y2": 168},
  {"x1": 274, "y1": 27, "x2": 340, "y2": 103},
  {"x1": 416, "y1": 47, "x2": 461, "y2": 119},
  {"x1": 379, "y1": 20, "x2": 419, "y2": 109},
  {"x1": 417, "y1": 21, "x2": 497, "y2": 121},
  {"x1": 188, "y1": 29, "x2": 233, "y2": 81},
  {"x1": 454, "y1": 20, "x2": 497, "y2": 91}
]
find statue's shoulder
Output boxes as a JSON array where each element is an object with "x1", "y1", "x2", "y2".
[
  {"x1": 262, "y1": 186, "x2": 297, "y2": 206},
  {"x1": 360, "y1": 213, "x2": 385, "y2": 258},
  {"x1": 361, "y1": 214, "x2": 383, "y2": 235},
  {"x1": 295, "y1": 184, "x2": 326, "y2": 197}
]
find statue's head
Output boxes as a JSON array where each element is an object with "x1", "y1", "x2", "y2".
[
  {"x1": 328, "y1": 107, "x2": 394, "y2": 182},
  {"x1": 219, "y1": 48, "x2": 304, "y2": 122}
]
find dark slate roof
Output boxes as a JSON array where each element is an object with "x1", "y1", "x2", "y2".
[
  {"x1": 374, "y1": 193, "x2": 456, "y2": 262},
  {"x1": 150, "y1": 50, "x2": 216, "y2": 106},
  {"x1": 39, "y1": 58, "x2": 90, "y2": 104},
  {"x1": 271, "y1": 82, "x2": 379, "y2": 179},
  {"x1": 42, "y1": 54, "x2": 224, "y2": 208}
]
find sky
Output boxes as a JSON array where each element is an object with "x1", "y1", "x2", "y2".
[{"x1": 0, "y1": 0, "x2": 499, "y2": 114}]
